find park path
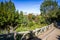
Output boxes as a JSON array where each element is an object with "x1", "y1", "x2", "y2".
[
  {"x1": 37, "y1": 27, "x2": 60, "y2": 40},
  {"x1": 45, "y1": 28, "x2": 60, "y2": 40}
]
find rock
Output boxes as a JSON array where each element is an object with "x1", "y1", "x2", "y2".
[{"x1": 21, "y1": 31, "x2": 35, "y2": 40}]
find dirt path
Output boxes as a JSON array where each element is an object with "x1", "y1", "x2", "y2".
[
  {"x1": 39, "y1": 28, "x2": 60, "y2": 40},
  {"x1": 45, "y1": 28, "x2": 60, "y2": 40}
]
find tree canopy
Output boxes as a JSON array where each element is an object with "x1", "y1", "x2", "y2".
[
  {"x1": 0, "y1": 0, "x2": 60, "y2": 33},
  {"x1": 0, "y1": 0, "x2": 20, "y2": 33},
  {"x1": 40, "y1": 0, "x2": 60, "y2": 23}
]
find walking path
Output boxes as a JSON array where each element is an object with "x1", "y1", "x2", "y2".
[
  {"x1": 45, "y1": 28, "x2": 60, "y2": 40},
  {"x1": 37, "y1": 27, "x2": 60, "y2": 40}
]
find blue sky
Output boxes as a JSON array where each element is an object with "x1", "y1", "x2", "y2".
[
  {"x1": 0, "y1": 0, "x2": 60, "y2": 15},
  {"x1": 12, "y1": 0, "x2": 43, "y2": 15}
]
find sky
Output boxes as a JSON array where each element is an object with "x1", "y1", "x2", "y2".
[
  {"x1": 12, "y1": 0, "x2": 43, "y2": 15},
  {"x1": 0, "y1": 0, "x2": 60, "y2": 15}
]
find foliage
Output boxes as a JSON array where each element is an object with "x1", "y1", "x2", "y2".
[
  {"x1": 40, "y1": 0, "x2": 60, "y2": 23},
  {"x1": 0, "y1": 0, "x2": 20, "y2": 33},
  {"x1": 1, "y1": 0, "x2": 60, "y2": 32},
  {"x1": 0, "y1": 0, "x2": 49, "y2": 32},
  {"x1": 16, "y1": 23, "x2": 48, "y2": 32}
]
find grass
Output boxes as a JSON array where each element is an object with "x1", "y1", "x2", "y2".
[{"x1": 16, "y1": 24, "x2": 48, "y2": 32}]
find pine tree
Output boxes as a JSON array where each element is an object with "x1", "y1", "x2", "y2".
[{"x1": 0, "y1": 0, "x2": 20, "y2": 33}]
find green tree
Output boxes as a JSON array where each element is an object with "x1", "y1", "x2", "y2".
[
  {"x1": 40, "y1": 0, "x2": 58, "y2": 15},
  {"x1": 0, "y1": 0, "x2": 20, "y2": 33},
  {"x1": 19, "y1": 11, "x2": 24, "y2": 24},
  {"x1": 40, "y1": 0, "x2": 59, "y2": 23}
]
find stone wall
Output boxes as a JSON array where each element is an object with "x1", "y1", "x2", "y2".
[
  {"x1": 33, "y1": 23, "x2": 54, "y2": 36},
  {"x1": 17, "y1": 23, "x2": 54, "y2": 40},
  {"x1": 0, "y1": 23, "x2": 54, "y2": 40}
]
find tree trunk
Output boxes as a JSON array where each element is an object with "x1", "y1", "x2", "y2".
[{"x1": 9, "y1": 26, "x2": 14, "y2": 33}]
